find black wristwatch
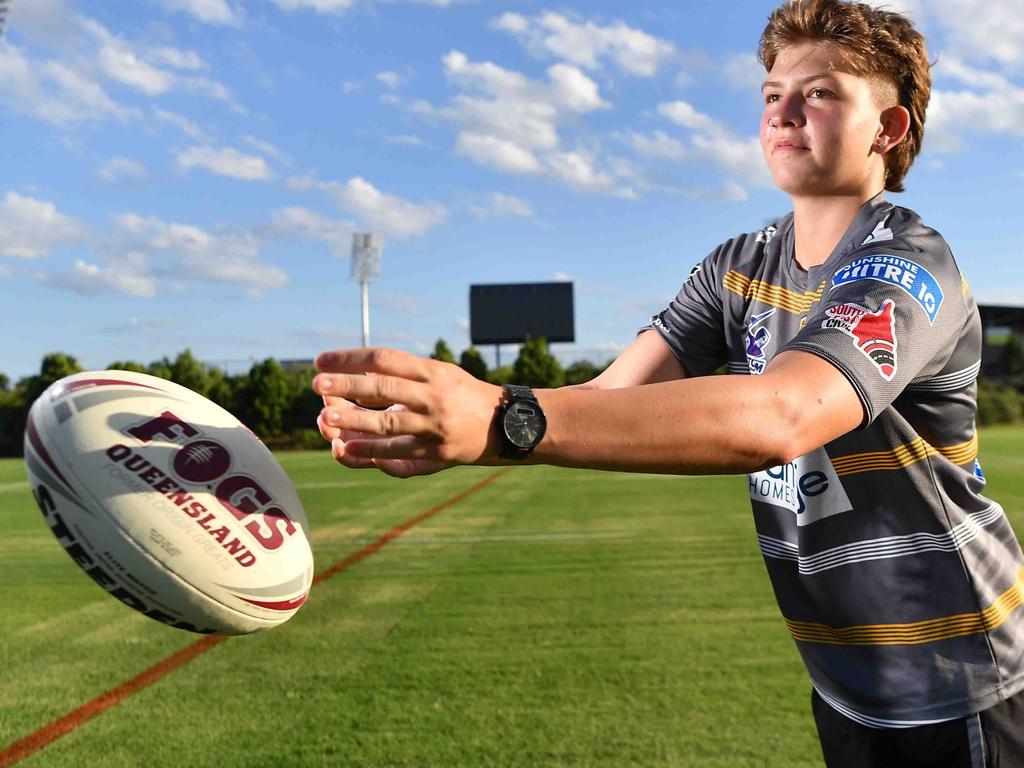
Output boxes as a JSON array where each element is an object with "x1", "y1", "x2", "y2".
[{"x1": 498, "y1": 384, "x2": 547, "y2": 460}]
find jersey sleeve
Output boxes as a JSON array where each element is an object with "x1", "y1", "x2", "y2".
[
  {"x1": 644, "y1": 244, "x2": 730, "y2": 377},
  {"x1": 782, "y1": 246, "x2": 967, "y2": 426}
]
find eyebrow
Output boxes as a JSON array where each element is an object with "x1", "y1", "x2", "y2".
[{"x1": 761, "y1": 72, "x2": 841, "y2": 92}]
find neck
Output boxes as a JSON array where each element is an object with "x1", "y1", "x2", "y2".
[{"x1": 790, "y1": 191, "x2": 880, "y2": 270}]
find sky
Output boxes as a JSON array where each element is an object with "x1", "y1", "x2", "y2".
[{"x1": 1, "y1": 0, "x2": 1022, "y2": 380}]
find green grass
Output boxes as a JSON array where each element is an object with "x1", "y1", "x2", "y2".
[{"x1": 1, "y1": 427, "x2": 1022, "y2": 767}]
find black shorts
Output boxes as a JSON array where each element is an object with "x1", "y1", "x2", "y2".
[{"x1": 812, "y1": 688, "x2": 1024, "y2": 767}]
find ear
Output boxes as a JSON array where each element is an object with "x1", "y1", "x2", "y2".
[{"x1": 876, "y1": 105, "x2": 911, "y2": 153}]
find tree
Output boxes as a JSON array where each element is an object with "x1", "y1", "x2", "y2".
[
  {"x1": 513, "y1": 337, "x2": 564, "y2": 388},
  {"x1": 147, "y1": 357, "x2": 173, "y2": 380},
  {"x1": 106, "y1": 360, "x2": 147, "y2": 374},
  {"x1": 488, "y1": 365, "x2": 514, "y2": 386},
  {"x1": 240, "y1": 358, "x2": 291, "y2": 437},
  {"x1": 1001, "y1": 334, "x2": 1024, "y2": 377},
  {"x1": 170, "y1": 348, "x2": 210, "y2": 396},
  {"x1": 22, "y1": 353, "x2": 83, "y2": 408},
  {"x1": 459, "y1": 346, "x2": 488, "y2": 380},
  {"x1": 0, "y1": 372, "x2": 8, "y2": 391},
  {"x1": 565, "y1": 360, "x2": 600, "y2": 386},
  {"x1": 430, "y1": 339, "x2": 456, "y2": 364}
]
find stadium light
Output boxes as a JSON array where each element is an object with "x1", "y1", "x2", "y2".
[{"x1": 351, "y1": 233, "x2": 382, "y2": 348}]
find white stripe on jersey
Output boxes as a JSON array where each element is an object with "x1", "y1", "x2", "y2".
[
  {"x1": 907, "y1": 360, "x2": 981, "y2": 392},
  {"x1": 815, "y1": 686, "x2": 957, "y2": 729},
  {"x1": 759, "y1": 504, "x2": 1004, "y2": 575}
]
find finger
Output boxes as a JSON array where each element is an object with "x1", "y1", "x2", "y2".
[
  {"x1": 372, "y1": 458, "x2": 445, "y2": 479},
  {"x1": 315, "y1": 348, "x2": 431, "y2": 382},
  {"x1": 343, "y1": 435, "x2": 442, "y2": 461},
  {"x1": 330, "y1": 439, "x2": 381, "y2": 470},
  {"x1": 315, "y1": 374, "x2": 431, "y2": 414},
  {"x1": 322, "y1": 403, "x2": 433, "y2": 438}
]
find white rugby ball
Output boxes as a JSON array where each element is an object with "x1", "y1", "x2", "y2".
[{"x1": 23, "y1": 370, "x2": 314, "y2": 636}]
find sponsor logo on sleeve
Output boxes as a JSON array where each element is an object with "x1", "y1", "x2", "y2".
[
  {"x1": 749, "y1": 447, "x2": 853, "y2": 525},
  {"x1": 745, "y1": 309, "x2": 776, "y2": 375},
  {"x1": 830, "y1": 254, "x2": 943, "y2": 324},
  {"x1": 822, "y1": 300, "x2": 898, "y2": 381}
]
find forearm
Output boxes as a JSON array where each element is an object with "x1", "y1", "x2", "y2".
[{"x1": 530, "y1": 376, "x2": 793, "y2": 475}]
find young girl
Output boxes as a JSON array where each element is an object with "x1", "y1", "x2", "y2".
[{"x1": 313, "y1": 1, "x2": 1024, "y2": 763}]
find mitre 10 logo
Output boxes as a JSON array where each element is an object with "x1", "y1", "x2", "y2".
[
  {"x1": 107, "y1": 411, "x2": 297, "y2": 553},
  {"x1": 822, "y1": 299, "x2": 898, "y2": 381}
]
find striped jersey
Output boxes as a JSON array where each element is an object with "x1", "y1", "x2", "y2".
[{"x1": 650, "y1": 192, "x2": 1024, "y2": 727}]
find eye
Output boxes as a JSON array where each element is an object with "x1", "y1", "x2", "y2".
[
  {"x1": 764, "y1": 93, "x2": 780, "y2": 104},
  {"x1": 808, "y1": 87, "x2": 833, "y2": 99}
]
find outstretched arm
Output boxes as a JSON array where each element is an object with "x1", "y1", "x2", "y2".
[{"x1": 312, "y1": 343, "x2": 863, "y2": 477}]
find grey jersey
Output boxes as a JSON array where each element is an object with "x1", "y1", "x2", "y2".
[{"x1": 651, "y1": 193, "x2": 1024, "y2": 726}]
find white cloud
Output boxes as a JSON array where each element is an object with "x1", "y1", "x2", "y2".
[
  {"x1": 658, "y1": 100, "x2": 722, "y2": 133},
  {"x1": 6, "y1": 0, "x2": 86, "y2": 50},
  {"x1": 724, "y1": 52, "x2": 765, "y2": 92},
  {"x1": 42, "y1": 259, "x2": 157, "y2": 298},
  {"x1": 386, "y1": 134, "x2": 425, "y2": 146},
  {"x1": 0, "y1": 192, "x2": 86, "y2": 259},
  {"x1": 690, "y1": 134, "x2": 771, "y2": 186},
  {"x1": 925, "y1": 84, "x2": 1024, "y2": 154},
  {"x1": 547, "y1": 63, "x2": 609, "y2": 112},
  {"x1": 152, "y1": 106, "x2": 206, "y2": 140},
  {"x1": 158, "y1": 0, "x2": 244, "y2": 26},
  {"x1": 455, "y1": 133, "x2": 543, "y2": 174},
  {"x1": 548, "y1": 148, "x2": 633, "y2": 197},
  {"x1": 102, "y1": 317, "x2": 188, "y2": 334},
  {"x1": 271, "y1": 0, "x2": 355, "y2": 14},
  {"x1": 375, "y1": 70, "x2": 407, "y2": 90},
  {"x1": 107, "y1": 213, "x2": 287, "y2": 296},
  {"x1": 492, "y1": 11, "x2": 676, "y2": 77},
  {"x1": 242, "y1": 134, "x2": 287, "y2": 161},
  {"x1": 0, "y1": 45, "x2": 136, "y2": 125},
  {"x1": 414, "y1": 50, "x2": 629, "y2": 196},
  {"x1": 324, "y1": 177, "x2": 447, "y2": 239},
  {"x1": 917, "y1": 0, "x2": 1024, "y2": 68},
  {"x1": 149, "y1": 47, "x2": 206, "y2": 71},
  {"x1": 177, "y1": 145, "x2": 274, "y2": 181},
  {"x1": 650, "y1": 100, "x2": 772, "y2": 190},
  {"x1": 270, "y1": 207, "x2": 352, "y2": 256},
  {"x1": 620, "y1": 130, "x2": 687, "y2": 161},
  {"x1": 99, "y1": 157, "x2": 149, "y2": 185},
  {"x1": 469, "y1": 192, "x2": 535, "y2": 220},
  {"x1": 97, "y1": 39, "x2": 174, "y2": 96}
]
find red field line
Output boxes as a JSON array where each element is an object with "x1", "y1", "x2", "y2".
[{"x1": 0, "y1": 467, "x2": 510, "y2": 768}]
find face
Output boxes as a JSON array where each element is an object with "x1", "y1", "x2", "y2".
[{"x1": 760, "y1": 42, "x2": 886, "y2": 198}]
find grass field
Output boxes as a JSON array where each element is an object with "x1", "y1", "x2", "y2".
[{"x1": 2, "y1": 426, "x2": 1022, "y2": 767}]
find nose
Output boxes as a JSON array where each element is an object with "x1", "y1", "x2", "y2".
[{"x1": 765, "y1": 93, "x2": 805, "y2": 129}]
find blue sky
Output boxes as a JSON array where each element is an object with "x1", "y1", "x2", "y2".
[{"x1": 1, "y1": 0, "x2": 1021, "y2": 380}]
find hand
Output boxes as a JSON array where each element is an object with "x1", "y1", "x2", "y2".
[{"x1": 313, "y1": 348, "x2": 505, "y2": 478}]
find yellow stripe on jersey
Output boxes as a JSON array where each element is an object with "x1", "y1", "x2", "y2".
[
  {"x1": 831, "y1": 435, "x2": 979, "y2": 477},
  {"x1": 786, "y1": 568, "x2": 1024, "y2": 646},
  {"x1": 961, "y1": 275, "x2": 970, "y2": 296},
  {"x1": 723, "y1": 271, "x2": 825, "y2": 315}
]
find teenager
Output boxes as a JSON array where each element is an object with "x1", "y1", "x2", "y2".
[{"x1": 312, "y1": 1, "x2": 1024, "y2": 764}]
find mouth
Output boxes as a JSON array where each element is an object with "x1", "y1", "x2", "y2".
[{"x1": 773, "y1": 141, "x2": 808, "y2": 152}]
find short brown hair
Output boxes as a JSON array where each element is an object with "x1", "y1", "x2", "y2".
[{"x1": 758, "y1": 0, "x2": 930, "y2": 193}]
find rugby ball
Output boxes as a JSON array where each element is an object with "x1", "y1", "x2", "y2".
[{"x1": 23, "y1": 371, "x2": 314, "y2": 636}]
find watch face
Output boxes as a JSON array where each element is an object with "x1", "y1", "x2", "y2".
[{"x1": 503, "y1": 401, "x2": 545, "y2": 448}]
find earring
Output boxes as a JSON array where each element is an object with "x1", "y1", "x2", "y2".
[{"x1": 874, "y1": 142, "x2": 885, "y2": 153}]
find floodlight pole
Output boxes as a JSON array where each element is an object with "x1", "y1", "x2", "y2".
[
  {"x1": 351, "y1": 233, "x2": 382, "y2": 348},
  {"x1": 361, "y1": 280, "x2": 370, "y2": 347}
]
